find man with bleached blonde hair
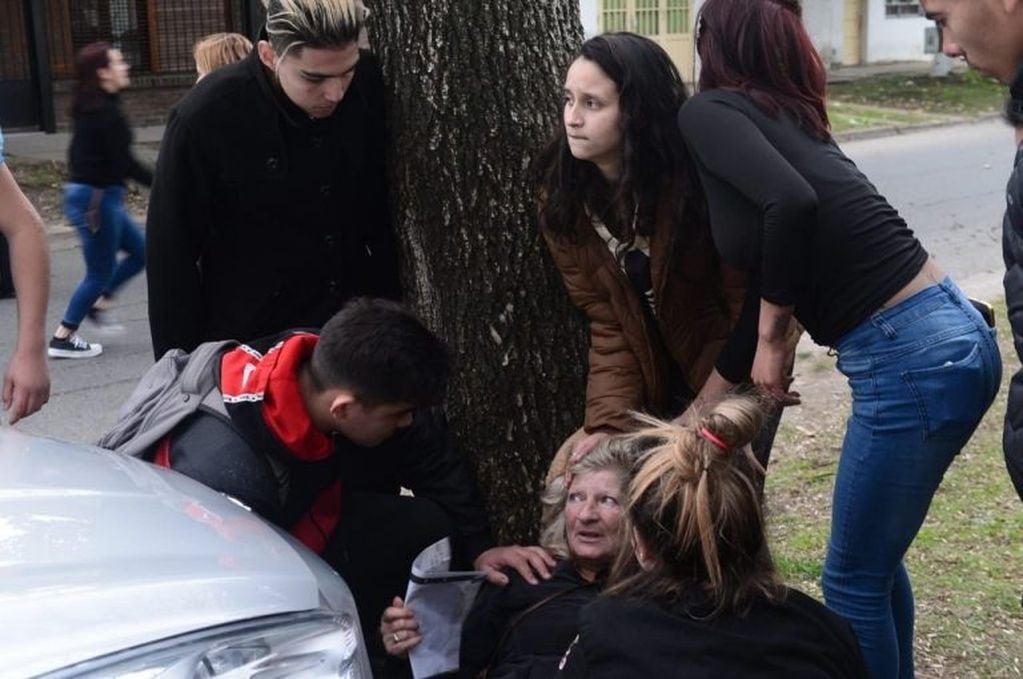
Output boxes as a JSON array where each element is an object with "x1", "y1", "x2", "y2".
[{"x1": 147, "y1": 0, "x2": 401, "y2": 360}]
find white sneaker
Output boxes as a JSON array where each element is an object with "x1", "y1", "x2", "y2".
[
  {"x1": 86, "y1": 308, "x2": 126, "y2": 334},
  {"x1": 48, "y1": 333, "x2": 103, "y2": 359}
]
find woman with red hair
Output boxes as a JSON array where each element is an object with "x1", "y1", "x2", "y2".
[{"x1": 677, "y1": 0, "x2": 1000, "y2": 675}]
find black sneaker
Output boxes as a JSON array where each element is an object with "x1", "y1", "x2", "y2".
[{"x1": 48, "y1": 333, "x2": 102, "y2": 359}]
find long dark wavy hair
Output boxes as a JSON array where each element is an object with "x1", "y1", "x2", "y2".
[
  {"x1": 535, "y1": 32, "x2": 705, "y2": 249},
  {"x1": 696, "y1": 0, "x2": 830, "y2": 140},
  {"x1": 71, "y1": 42, "x2": 114, "y2": 117}
]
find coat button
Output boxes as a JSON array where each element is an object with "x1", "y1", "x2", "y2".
[
  {"x1": 320, "y1": 184, "x2": 331, "y2": 197},
  {"x1": 324, "y1": 234, "x2": 335, "y2": 247},
  {"x1": 328, "y1": 280, "x2": 338, "y2": 294},
  {"x1": 311, "y1": 136, "x2": 324, "y2": 148},
  {"x1": 265, "y1": 157, "x2": 279, "y2": 171}
]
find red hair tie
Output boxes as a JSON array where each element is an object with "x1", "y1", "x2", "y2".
[{"x1": 700, "y1": 427, "x2": 729, "y2": 451}]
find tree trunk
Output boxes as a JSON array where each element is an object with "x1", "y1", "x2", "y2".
[{"x1": 371, "y1": 2, "x2": 587, "y2": 544}]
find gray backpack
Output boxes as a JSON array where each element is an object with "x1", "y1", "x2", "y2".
[{"x1": 97, "y1": 340, "x2": 237, "y2": 457}]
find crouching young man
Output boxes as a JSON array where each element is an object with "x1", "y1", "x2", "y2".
[{"x1": 103, "y1": 298, "x2": 554, "y2": 669}]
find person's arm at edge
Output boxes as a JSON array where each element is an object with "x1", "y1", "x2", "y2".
[{"x1": 0, "y1": 163, "x2": 50, "y2": 423}]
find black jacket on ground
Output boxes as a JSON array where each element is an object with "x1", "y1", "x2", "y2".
[
  {"x1": 145, "y1": 48, "x2": 400, "y2": 358},
  {"x1": 69, "y1": 93, "x2": 152, "y2": 188},
  {"x1": 459, "y1": 561, "x2": 600, "y2": 679},
  {"x1": 557, "y1": 588, "x2": 867, "y2": 679},
  {"x1": 1003, "y1": 127, "x2": 1023, "y2": 501}
]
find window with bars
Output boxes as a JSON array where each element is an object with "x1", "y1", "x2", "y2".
[
  {"x1": 666, "y1": 0, "x2": 689, "y2": 33},
  {"x1": 601, "y1": 0, "x2": 628, "y2": 31},
  {"x1": 635, "y1": 0, "x2": 659, "y2": 35},
  {"x1": 885, "y1": 0, "x2": 922, "y2": 17},
  {"x1": 45, "y1": 0, "x2": 245, "y2": 78}
]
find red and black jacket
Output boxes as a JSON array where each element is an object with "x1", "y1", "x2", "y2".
[{"x1": 152, "y1": 331, "x2": 494, "y2": 563}]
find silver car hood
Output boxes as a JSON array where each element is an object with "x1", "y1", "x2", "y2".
[{"x1": 0, "y1": 429, "x2": 323, "y2": 676}]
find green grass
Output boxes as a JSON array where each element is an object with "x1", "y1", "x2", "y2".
[
  {"x1": 826, "y1": 70, "x2": 1005, "y2": 136},
  {"x1": 768, "y1": 300, "x2": 1023, "y2": 677},
  {"x1": 828, "y1": 101, "x2": 948, "y2": 135},
  {"x1": 7, "y1": 157, "x2": 64, "y2": 190},
  {"x1": 829, "y1": 70, "x2": 1005, "y2": 116}
]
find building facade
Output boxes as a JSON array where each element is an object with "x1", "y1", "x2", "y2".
[
  {"x1": 582, "y1": 0, "x2": 934, "y2": 80},
  {"x1": 0, "y1": 0, "x2": 262, "y2": 131}
]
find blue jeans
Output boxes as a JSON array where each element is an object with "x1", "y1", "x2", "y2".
[
  {"x1": 61, "y1": 183, "x2": 145, "y2": 328},
  {"x1": 823, "y1": 278, "x2": 1001, "y2": 678}
]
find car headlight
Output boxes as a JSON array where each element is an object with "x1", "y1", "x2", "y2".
[{"x1": 47, "y1": 611, "x2": 368, "y2": 678}]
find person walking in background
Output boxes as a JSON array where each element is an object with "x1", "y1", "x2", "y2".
[
  {"x1": 193, "y1": 32, "x2": 252, "y2": 82},
  {"x1": 677, "y1": 0, "x2": 1001, "y2": 674},
  {"x1": 557, "y1": 397, "x2": 868, "y2": 678},
  {"x1": 49, "y1": 42, "x2": 151, "y2": 359},
  {"x1": 146, "y1": 0, "x2": 400, "y2": 359},
  {"x1": 535, "y1": 33, "x2": 753, "y2": 465},
  {"x1": 918, "y1": 0, "x2": 1023, "y2": 502},
  {"x1": 0, "y1": 126, "x2": 50, "y2": 423}
]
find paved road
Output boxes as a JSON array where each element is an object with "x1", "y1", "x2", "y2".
[
  {"x1": 0, "y1": 119, "x2": 1016, "y2": 442},
  {"x1": 840, "y1": 119, "x2": 1013, "y2": 299}
]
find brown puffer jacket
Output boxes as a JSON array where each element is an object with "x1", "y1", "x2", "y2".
[{"x1": 543, "y1": 197, "x2": 745, "y2": 434}]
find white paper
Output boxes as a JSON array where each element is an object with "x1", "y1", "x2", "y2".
[{"x1": 405, "y1": 537, "x2": 486, "y2": 679}]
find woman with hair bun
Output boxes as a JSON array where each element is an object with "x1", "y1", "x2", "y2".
[{"x1": 557, "y1": 396, "x2": 867, "y2": 678}]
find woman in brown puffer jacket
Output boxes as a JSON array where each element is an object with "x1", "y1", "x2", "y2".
[{"x1": 536, "y1": 32, "x2": 749, "y2": 464}]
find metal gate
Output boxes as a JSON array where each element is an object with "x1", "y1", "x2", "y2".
[{"x1": 0, "y1": 0, "x2": 38, "y2": 129}]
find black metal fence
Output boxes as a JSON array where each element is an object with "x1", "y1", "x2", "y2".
[
  {"x1": 44, "y1": 0, "x2": 247, "y2": 78},
  {"x1": 1, "y1": 0, "x2": 262, "y2": 130}
]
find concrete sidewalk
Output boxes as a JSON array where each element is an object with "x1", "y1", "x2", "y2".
[{"x1": 4, "y1": 125, "x2": 164, "y2": 164}]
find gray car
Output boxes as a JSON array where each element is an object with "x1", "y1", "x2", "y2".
[{"x1": 0, "y1": 429, "x2": 371, "y2": 677}]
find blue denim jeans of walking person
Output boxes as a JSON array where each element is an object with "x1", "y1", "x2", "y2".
[
  {"x1": 822, "y1": 277, "x2": 1001, "y2": 679},
  {"x1": 61, "y1": 183, "x2": 145, "y2": 328}
]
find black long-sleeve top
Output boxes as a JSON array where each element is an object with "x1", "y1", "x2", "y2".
[
  {"x1": 557, "y1": 588, "x2": 867, "y2": 678},
  {"x1": 458, "y1": 560, "x2": 599, "y2": 679},
  {"x1": 68, "y1": 93, "x2": 152, "y2": 188},
  {"x1": 677, "y1": 89, "x2": 928, "y2": 382}
]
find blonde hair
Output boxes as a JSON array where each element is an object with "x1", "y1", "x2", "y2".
[
  {"x1": 262, "y1": 0, "x2": 366, "y2": 62},
  {"x1": 194, "y1": 32, "x2": 252, "y2": 77},
  {"x1": 607, "y1": 395, "x2": 782, "y2": 615},
  {"x1": 539, "y1": 434, "x2": 655, "y2": 561}
]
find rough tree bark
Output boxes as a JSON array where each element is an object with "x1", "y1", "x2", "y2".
[{"x1": 370, "y1": 2, "x2": 588, "y2": 544}]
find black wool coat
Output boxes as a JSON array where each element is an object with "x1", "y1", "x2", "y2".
[
  {"x1": 146, "y1": 48, "x2": 400, "y2": 358},
  {"x1": 1003, "y1": 140, "x2": 1023, "y2": 501}
]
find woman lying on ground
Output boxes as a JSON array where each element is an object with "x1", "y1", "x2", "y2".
[
  {"x1": 557, "y1": 396, "x2": 868, "y2": 678},
  {"x1": 380, "y1": 436, "x2": 651, "y2": 678},
  {"x1": 676, "y1": 0, "x2": 1001, "y2": 674}
]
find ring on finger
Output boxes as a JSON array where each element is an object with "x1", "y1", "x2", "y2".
[{"x1": 392, "y1": 632, "x2": 401, "y2": 644}]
